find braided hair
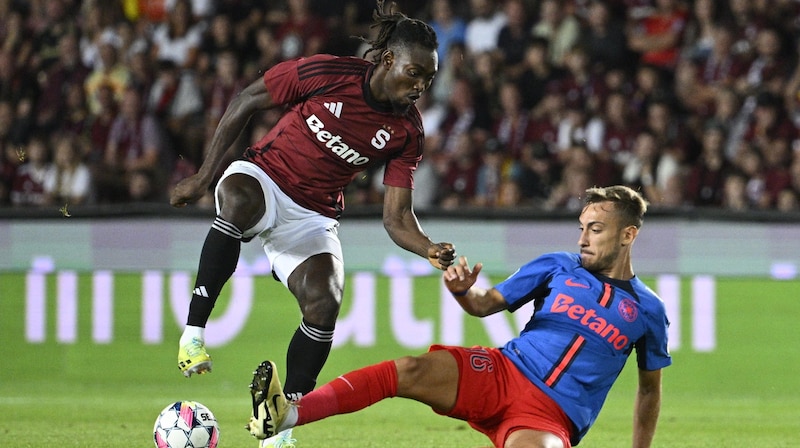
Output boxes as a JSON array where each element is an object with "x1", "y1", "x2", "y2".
[{"x1": 359, "y1": 0, "x2": 438, "y2": 63}]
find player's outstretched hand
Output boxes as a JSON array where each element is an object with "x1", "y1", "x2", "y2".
[
  {"x1": 170, "y1": 174, "x2": 209, "y2": 208},
  {"x1": 427, "y1": 242, "x2": 456, "y2": 270},
  {"x1": 443, "y1": 256, "x2": 482, "y2": 293}
]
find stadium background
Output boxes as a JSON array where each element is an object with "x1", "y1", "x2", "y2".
[
  {"x1": 2, "y1": 0, "x2": 800, "y2": 446},
  {"x1": 1, "y1": 213, "x2": 799, "y2": 447}
]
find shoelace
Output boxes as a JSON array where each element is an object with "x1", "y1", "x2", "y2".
[{"x1": 183, "y1": 338, "x2": 205, "y2": 356}]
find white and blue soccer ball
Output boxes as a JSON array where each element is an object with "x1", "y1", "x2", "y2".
[{"x1": 153, "y1": 401, "x2": 220, "y2": 448}]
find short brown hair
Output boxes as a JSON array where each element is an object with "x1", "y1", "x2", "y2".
[{"x1": 584, "y1": 185, "x2": 648, "y2": 228}]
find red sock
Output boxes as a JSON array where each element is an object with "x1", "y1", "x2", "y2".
[{"x1": 295, "y1": 360, "x2": 398, "y2": 426}]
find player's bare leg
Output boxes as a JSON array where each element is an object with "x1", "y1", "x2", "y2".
[
  {"x1": 395, "y1": 350, "x2": 460, "y2": 412},
  {"x1": 504, "y1": 429, "x2": 565, "y2": 448}
]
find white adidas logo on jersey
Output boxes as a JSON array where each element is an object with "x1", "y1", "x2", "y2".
[{"x1": 324, "y1": 102, "x2": 343, "y2": 118}]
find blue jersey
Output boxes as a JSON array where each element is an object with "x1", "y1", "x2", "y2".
[{"x1": 496, "y1": 252, "x2": 671, "y2": 444}]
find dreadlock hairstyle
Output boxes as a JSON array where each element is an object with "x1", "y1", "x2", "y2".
[{"x1": 358, "y1": 0, "x2": 438, "y2": 63}]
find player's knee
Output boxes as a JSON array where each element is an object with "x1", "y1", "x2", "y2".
[
  {"x1": 217, "y1": 177, "x2": 265, "y2": 228},
  {"x1": 297, "y1": 287, "x2": 342, "y2": 325},
  {"x1": 394, "y1": 355, "x2": 427, "y2": 384}
]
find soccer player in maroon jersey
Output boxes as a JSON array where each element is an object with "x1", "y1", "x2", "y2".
[{"x1": 170, "y1": 0, "x2": 454, "y2": 400}]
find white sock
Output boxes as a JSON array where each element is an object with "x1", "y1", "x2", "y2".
[
  {"x1": 180, "y1": 325, "x2": 204, "y2": 346},
  {"x1": 279, "y1": 407, "x2": 299, "y2": 432}
]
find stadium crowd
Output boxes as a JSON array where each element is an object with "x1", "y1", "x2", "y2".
[{"x1": 1, "y1": 0, "x2": 800, "y2": 212}]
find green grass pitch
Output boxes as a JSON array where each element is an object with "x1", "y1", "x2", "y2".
[{"x1": 1, "y1": 273, "x2": 798, "y2": 447}]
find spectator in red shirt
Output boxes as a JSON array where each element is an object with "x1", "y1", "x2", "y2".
[{"x1": 627, "y1": 0, "x2": 688, "y2": 72}]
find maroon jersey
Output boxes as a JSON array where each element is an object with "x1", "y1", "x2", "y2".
[{"x1": 244, "y1": 54, "x2": 424, "y2": 219}]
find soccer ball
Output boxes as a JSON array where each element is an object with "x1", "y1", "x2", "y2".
[{"x1": 153, "y1": 401, "x2": 220, "y2": 448}]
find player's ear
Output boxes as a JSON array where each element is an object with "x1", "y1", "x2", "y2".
[
  {"x1": 621, "y1": 225, "x2": 638, "y2": 246},
  {"x1": 382, "y1": 50, "x2": 394, "y2": 67}
]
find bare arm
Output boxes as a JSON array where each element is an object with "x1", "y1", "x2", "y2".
[
  {"x1": 382, "y1": 185, "x2": 456, "y2": 269},
  {"x1": 170, "y1": 77, "x2": 274, "y2": 207},
  {"x1": 632, "y1": 368, "x2": 662, "y2": 448},
  {"x1": 442, "y1": 256, "x2": 508, "y2": 316}
]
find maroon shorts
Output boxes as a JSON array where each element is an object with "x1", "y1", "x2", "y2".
[{"x1": 430, "y1": 345, "x2": 573, "y2": 448}]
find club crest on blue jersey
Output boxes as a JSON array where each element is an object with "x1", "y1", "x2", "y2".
[{"x1": 617, "y1": 298, "x2": 639, "y2": 323}]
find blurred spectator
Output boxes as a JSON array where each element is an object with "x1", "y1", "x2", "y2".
[
  {"x1": 543, "y1": 144, "x2": 594, "y2": 212},
  {"x1": 86, "y1": 83, "x2": 119, "y2": 166},
  {"x1": 127, "y1": 168, "x2": 160, "y2": 202},
  {"x1": 440, "y1": 132, "x2": 480, "y2": 209},
  {"x1": 728, "y1": 0, "x2": 768, "y2": 58},
  {"x1": 146, "y1": 59, "x2": 204, "y2": 164},
  {"x1": 150, "y1": 0, "x2": 205, "y2": 70},
  {"x1": 577, "y1": 0, "x2": 630, "y2": 73},
  {"x1": 464, "y1": 0, "x2": 506, "y2": 57},
  {"x1": 526, "y1": 87, "x2": 565, "y2": 154},
  {"x1": 428, "y1": 0, "x2": 466, "y2": 69},
  {"x1": 627, "y1": 0, "x2": 688, "y2": 73},
  {"x1": 435, "y1": 77, "x2": 491, "y2": 156},
  {"x1": 673, "y1": 58, "x2": 708, "y2": 128},
  {"x1": 531, "y1": 0, "x2": 581, "y2": 67},
  {"x1": 204, "y1": 50, "x2": 246, "y2": 146},
  {"x1": 165, "y1": 0, "x2": 215, "y2": 21},
  {"x1": 513, "y1": 142, "x2": 555, "y2": 206},
  {"x1": 77, "y1": 2, "x2": 126, "y2": 69},
  {"x1": 495, "y1": 178, "x2": 522, "y2": 207},
  {"x1": 730, "y1": 143, "x2": 769, "y2": 209},
  {"x1": 0, "y1": 100, "x2": 20, "y2": 204},
  {"x1": 684, "y1": 123, "x2": 733, "y2": 207},
  {"x1": 680, "y1": 0, "x2": 720, "y2": 62},
  {"x1": 43, "y1": 134, "x2": 92, "y2": 205},
  {"x1": 30, "y1": 0, "x2": 78, "y2": 72},
  {"x1": 98, "y1": 87, "x2": 167, "y2": 202},
  {"x1": 473, "y1": 139, "x2": 510, "y2": 207},
  {"x1": 496, "y1": 0, "x2": 531, "y2": 79},
  {"x1": 270, "y1": 0, "x2": 330, "y2": 60},
  {"x1": 557, "y1": 45, "x2": 606, "y2": 113},
  {"x1": 516, "y1": 37, "x2": 565, "y2": 111},
  {"x1": 35, "y1": 33, "x2": 91, "y2": 135},
  {"x1": 0, "y1": 49, "x2": 36, "y2": 139},
  {"x1": 629, "y1": 63, "x2": 668, "y2": 117},
  {"x1": 760, "y1": 137, "x2": 793, "y2": 209},
  {"x1": 84, "y1": 31, "x2": 132, "y2": 115},
  {"x1": 492, "y1": 81, "x2": 530, "y2": 160},
  {"x1": 776, "y1": 188, "x2": 798, "y2": 212},
  {"x1": 246, "y1": 26, "x2": 282, "y2": 80},
  {"x1": 742, "y1": 92, "x2": 796, "y2": 156},
  {"x1": 10, "y1": 136, "x2": 50, "y2": 206},
  {"x1": 721, "y1": 170, "x2": 750, "y2": 211},
  {"x1": 1, "y1": 7, "x2": 34, "y2": 69},
  {"x1": 682, "y1": 24, "x2": 745, "y2": 123},
  {"x1": 471, "y1": 50, "x2": 504, "y2": 115},
  {"x1": 585, "y1": 90, "x2": 641, "y2": 166},
  {"x1": 645, "y1": 99, "x2": 691, "y2": 164},
  {"x1": 735, "y1": 27, "x2": 791, "y2": 100},
  {"x1": 196, "y1": 12, "x2": 239, "y2": 77},
  {"x1": 622, "y1": 129, "x2": 683, "y2": 207},
  {"x1": 59, "y1": 83, "x2": 92, "y2": 138}
]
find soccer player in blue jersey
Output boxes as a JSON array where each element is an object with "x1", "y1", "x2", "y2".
[{"x1": 247, "y1": 185, "x2": 671, "y2": 447}]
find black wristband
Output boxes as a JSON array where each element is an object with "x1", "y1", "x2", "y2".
[{"x1": 451, "y1": 289, "x2": 469, "y2": 296}]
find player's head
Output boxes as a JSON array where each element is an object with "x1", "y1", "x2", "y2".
[
  {"x1": 578, "y1": 186, "x2": 648, "y2": 274},
  {"x1": 362, "y1": 0, "x2": 439, "y2": 114}
]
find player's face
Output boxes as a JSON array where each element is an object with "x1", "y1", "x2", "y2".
[
  {"x1": 577, "y1": 202, "x2": 629, "y2": 274},
  {"x1": 382, "y1": 45, "x2": 437, "y2": 114}
]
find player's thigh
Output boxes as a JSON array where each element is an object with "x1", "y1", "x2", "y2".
[
  {"x1": 395, "y1": 350, "x2": 459, "y2": 412},
  {"x1": 287, "y1": 253, "x2": 345, "y2": 323},
  {"x1": 215, "y1": 162, "x2": 272, "y2": 232},
  {"x1": 504, "y1": 429, "x2": 565, "y2": 448}
]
